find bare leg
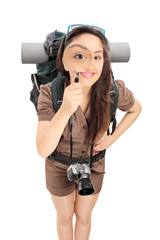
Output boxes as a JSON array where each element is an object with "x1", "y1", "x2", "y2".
[
  {"x1": 50, "y1": 191, "x2": 75, "y2": 240},
  {"x1": 74, "y1": 189, "x2": 100, "y2": 240}
]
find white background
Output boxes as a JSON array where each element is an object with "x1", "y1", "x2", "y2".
[{"x1": 0, "y1": 0, "x2": 160, "y2": 239}]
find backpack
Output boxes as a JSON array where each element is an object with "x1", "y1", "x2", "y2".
[{"x1": 30, "y1": 30, "x2": 119, "y2": 135}]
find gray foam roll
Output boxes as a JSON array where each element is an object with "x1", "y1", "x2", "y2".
[
  {"x1": 21, "y1": 42, "x2": 130, "y2": 64},
  {"x1": 109, "y1": 42, "x2": 130, "y2": 62},
  {"x1": 21, "y1": 43, "x2": 48, "y2": 64}
]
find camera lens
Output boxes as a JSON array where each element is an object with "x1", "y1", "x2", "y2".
[{"x1": 78, "y1": 178, "x2": 94, "y2": 196}]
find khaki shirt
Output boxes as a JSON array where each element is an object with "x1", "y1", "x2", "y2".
[{"x1": 37, "y1": 80, "x2": 135, "y2": 159}]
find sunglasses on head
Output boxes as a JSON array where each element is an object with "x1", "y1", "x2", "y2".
[{"x1": 65, "y1": 24, "x2": 105, "y2": 45}]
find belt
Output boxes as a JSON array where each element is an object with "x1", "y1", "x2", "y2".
[{"x1": 48, "y1": 150, "x2": 106, "y2": 166}]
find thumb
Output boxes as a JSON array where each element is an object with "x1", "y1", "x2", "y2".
[{"x1": 70, "y1": 77, "x2": 75, "y2": 84}]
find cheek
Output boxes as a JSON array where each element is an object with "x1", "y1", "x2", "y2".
[
  {"x1": 94, "y1": 58, "x2": 104, "y2": 72},
  {"x1": 99, "y1": 61, "x2": 104, "y2": 72},
  {"x1": 96, "y1": 63, "x2": 103, "y2": 78}
]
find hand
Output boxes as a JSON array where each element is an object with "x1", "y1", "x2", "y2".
[
  {"x1": 94, "y1": 134, "x2": 115, "y2": 152},
  {"x1": 61, "y1": 80, "x2": 83, "y2": 116}
]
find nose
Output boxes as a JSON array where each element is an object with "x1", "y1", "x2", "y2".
[{"x1": 86, "y1": 58, "x2": 94, "y2": 71}]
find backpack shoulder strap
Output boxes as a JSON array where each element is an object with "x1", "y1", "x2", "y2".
[
  {"x1": 108, "y1": 73, "x2": 119, "y2": 135},
  {"x1": 52, "y1": 72, "x2": 66, "y2": 112},
  {"x1": 110, "y1": 73, "x2": 119, "y2": 111}
]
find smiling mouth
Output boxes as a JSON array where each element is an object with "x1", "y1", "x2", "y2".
[{"x1": 80, "y1": 72, "x2": 95, "y2": 78}]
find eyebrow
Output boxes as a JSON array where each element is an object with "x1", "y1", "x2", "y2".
[
  {"x1": 94, "y1": 50, "x2": 103, "y2": 54},
  {"x1": 69, "y1": 44, "x2": 89, "y2": 51},
  {"x1": 68, "y1": 44, "x2": 103, "y2": 54}
]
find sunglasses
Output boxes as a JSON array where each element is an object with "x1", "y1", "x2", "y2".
[{"x1": 65, "y1": 24, "x2": 105, "y2": 45}]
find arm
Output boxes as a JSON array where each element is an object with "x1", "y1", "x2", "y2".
[
  {"x1": 36, "y1": 108, "x2": 71, "y2": 158},
  {"x1": 94, "y1": 98, "x2": 142, "y2": 151},
  {"x1": 36, "y1": 82, "x2": 83, "y2": 158}
]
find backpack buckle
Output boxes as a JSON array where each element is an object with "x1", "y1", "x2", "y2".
[
  {"x1": 57, "y1": 100, "x2": 62, "y2": 108},
  {"x1": 49, "y1": 46, "x2": 53, "y2": 57},
  {"x1": 110, "y1": 90, "x2": 116, "y2": 97}
]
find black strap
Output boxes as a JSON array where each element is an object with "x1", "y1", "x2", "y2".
[
  {"x1": 48, "y1": 150, "x2": 106, "y2": 166},
  {"x1": 69, "y1": 117, "x2": 73, "y2": 164},
  {"x1": 108, "y1": 102, "x2": 117, "y2": 135},
  {"x1": 107, "y1": 74, "x2": 119, "y2": 135},
  {"x1": 90, "y1": 143, "x2": 94, "y2": 168},
  {"x1": 56, "y1": 72, "x2": 64, "y2": 109}
]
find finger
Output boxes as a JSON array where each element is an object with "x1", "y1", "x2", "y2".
[
  {"x1": 70, "y1": 82, "x2": 82, "y2": 89},
  {"x1": 70, "y1": 89, "x2": 83, "y2": 96},
  {"x1": 94, "y1": 145, "x2": 106, "y2": 152},
  {"x1": 94, "y1": 139, "x2": 105, "y2": 151},
  {"x1": 74, "y1": 96, "x2": 83, "y2": 103},
  {"x1": 94, "y1": 143, "x2": 101, "y2": 151}
]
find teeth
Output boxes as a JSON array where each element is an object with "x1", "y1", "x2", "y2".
[{"x1": 82, "y1": 73, "x2": 93, "y2": 77}]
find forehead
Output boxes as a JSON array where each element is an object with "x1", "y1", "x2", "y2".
[{"x1": 68, "y1": 33, "x2": 103, "y2": 52}]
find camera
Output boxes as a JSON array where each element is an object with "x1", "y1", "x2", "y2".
[{"x1": 67, "y1": 163, "x2": 94, "y2": 196}]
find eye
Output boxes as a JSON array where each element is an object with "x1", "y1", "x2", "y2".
[
  {"x1": 94, "y1": 56, "x2": 101, "y2": 60},
  {"x1": 75, "y1": 54, "x2": 85, "y2": 59}
]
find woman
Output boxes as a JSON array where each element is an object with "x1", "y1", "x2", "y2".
[{"x1": 36, "y1": 25, "x2": 141, "y2": 240}]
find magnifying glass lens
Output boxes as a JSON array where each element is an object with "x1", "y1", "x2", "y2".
[{"x1": 63, "y1": 45, "x2": 93, "y2": 73}]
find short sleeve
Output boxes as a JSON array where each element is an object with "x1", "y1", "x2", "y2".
[
  {"x1": 37, "y1": 82, "x2": 55, "y2": 121},
  {"x1": 116, "y1": 80, "x2": 135, "y2": 111}
]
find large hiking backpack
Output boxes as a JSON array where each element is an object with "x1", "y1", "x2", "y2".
[
  {"x1": 30, "y1": 30, "x2": 119, "y2": 135},
  {"x1": 30, "y1": 30, "x2": 65, "y2": 109}
]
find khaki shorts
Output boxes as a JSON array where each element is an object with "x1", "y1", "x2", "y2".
[{"x1": 45, "y1": 157, "x2": 106, "y2": 197}]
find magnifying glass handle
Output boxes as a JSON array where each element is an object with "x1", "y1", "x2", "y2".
[{"x1": 74, "y1": 72, "x2": 79, "y2": 82}]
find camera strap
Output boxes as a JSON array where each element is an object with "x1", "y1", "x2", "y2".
[
  {"x1": 69, "y1": 116, "x2": 73, "y2": 164},
  {"x1": 90, "y1": 143, "x2": 94, "y2": 168}
]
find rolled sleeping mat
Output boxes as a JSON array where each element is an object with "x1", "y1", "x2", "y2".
[
  {"x1": 109, "y1": 42, "x2": 130, "y2": 62},
  {"x1": 21, "y1": 42, "x2": 130, "y2": 64}
]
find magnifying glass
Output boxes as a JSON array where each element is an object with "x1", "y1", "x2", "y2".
[{"x1": 63, "y1": 44, "x2": 94, "y2": 82}]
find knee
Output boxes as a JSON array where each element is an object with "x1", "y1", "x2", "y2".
[
  {"x1": 57, "y1": 210, "x2": 74, "y2": 226},
  {"x1": 75, "y1": 210, "x2": 91, "y2": 225}
]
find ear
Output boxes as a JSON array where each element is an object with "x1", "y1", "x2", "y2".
[{"x1": 62, "y1": 58, "x2": 69, "y2": 71}]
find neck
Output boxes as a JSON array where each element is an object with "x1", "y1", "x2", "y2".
[{"x1": 82, "y1": 86, "x2": 91, "y2": 100}]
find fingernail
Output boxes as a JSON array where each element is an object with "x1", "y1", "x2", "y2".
[{"x1": 93, "y1": 149, "x2": 96, "y2": 152}]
